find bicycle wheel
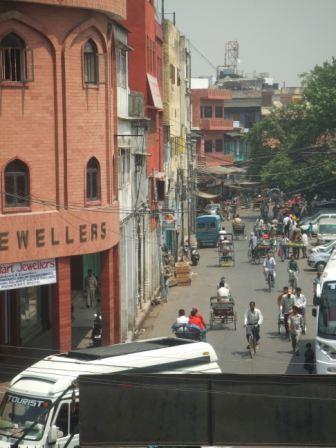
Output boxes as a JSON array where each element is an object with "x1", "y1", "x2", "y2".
[
  {"x1": 254, "y1": 254, "x2": 261, "y2": 265},
  {"x1": 267, "y1": 274, "x2": 272, "y2": 292},
  {"x1": 249, "y1": 334, "x2": 254, "y2": 358},
  {"x1": 248, "y1": 249, "x2": 252, "y2": 262}
]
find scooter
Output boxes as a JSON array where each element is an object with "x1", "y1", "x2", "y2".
[
  {"x1": 190, "y1": 246, "x2": 200, "y2": 266},
  {"x1": 91, "y1": 311, "x2": 102, "y2": 347}
]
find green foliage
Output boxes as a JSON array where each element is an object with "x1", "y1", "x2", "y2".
[{"x1": 246, "y1": 58, "x2": 336, "y2": 197}]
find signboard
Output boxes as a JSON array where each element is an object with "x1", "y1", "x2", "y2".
[
  {"x1": 0, "y1": 258, "x2": 56, "y2": 291},
  {"x1": 147, "y1": 73, "x2": 163, "y2": 110},
  {"x1": 162, "y1": 211, "x2": 177, "y2": 230},
  {"x1": 80, "y1": 373, "x2": 336, "y2": 447}
]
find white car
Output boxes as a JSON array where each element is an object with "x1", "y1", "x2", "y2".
[
  {"x1": 300, "y1": 212, "x2": 336, "y2": 234},
  {"x1": 308, "y1": 242, "x2": 336, "y2": 271},
  {"x1": 317, "y1": 219, "x2": 336, "y2": 244}
]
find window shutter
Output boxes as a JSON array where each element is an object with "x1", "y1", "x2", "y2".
[
  {"x1": 98, "y1": 53, "x2": 106, "y2": 84},
  {"x1": 24, "y1": 48, "x2": 34, "y2": 82}
]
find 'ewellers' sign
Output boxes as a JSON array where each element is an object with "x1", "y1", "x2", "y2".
[{"x1": 0, "y1": 259, "x2": 56, "y2": 291}]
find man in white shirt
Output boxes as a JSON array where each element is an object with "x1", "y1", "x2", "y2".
[
  {"x1": 176, "y1": 309, "x2": 189, "y2": 324},
  {"x1": 301, "y1": 232, "x2": 308, "y2": 258},
  {"x1": 294, "y1": 287, "x2": 307, "y2": 317},
  {"x1": 217, "y1": 285, "x2": 230, "y2": 299},
  {"x1": 244, "y1": 301, "x2": 263, "y2": 347},
  {"x1": 263, "y1": 252, "x2": 276, "y2": 283}
]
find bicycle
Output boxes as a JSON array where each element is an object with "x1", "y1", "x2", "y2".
[
  {"x1": 288, "y1": 270, "x2": 298, "y2": 290},
  {"x1": 246, "y1": 324, "x2": 259, "y2": 358},
  {"x1": 266, "y1": 270, "x2": 275, "y2": 292},
  {"x1": 248, "y1": 248, "x2": 260, "y2": 265}
]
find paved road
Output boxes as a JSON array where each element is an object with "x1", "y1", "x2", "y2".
[{"x1": 140, "y1": 210, "x2": 316, "y2": 375}]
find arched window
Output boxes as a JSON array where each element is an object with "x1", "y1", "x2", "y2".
[
  {"x1": 0, "y1": 33, "x2": 26, "y2": 82},
  {"x1": 4, "y1": 160, "x2": 29, "y2": 207},
  {"x1": 86, "y1": 157, "x2": 100, "y2": 202},
  {"x1": 83, "y1": 40, "x2": 98, "y2": 84}
]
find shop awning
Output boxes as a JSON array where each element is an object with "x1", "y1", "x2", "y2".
[
  {"x1": 147, "y1": 74, "x2": 163, "y2": 110},
  {"x1": 197, "y1": 191, "x2": 220, "y2": 199}
]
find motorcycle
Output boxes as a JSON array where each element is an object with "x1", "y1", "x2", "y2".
[
  {"x1": 190, "y1": 246, "x2": 200, "y2": 266},
  {"x1": 91, "y1": 311, "x2": 102, "y2": 347}
]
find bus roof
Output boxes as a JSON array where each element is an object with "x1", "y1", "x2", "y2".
[{"x1": 196, "y1": 214, "x2": 221, "y2": 222}]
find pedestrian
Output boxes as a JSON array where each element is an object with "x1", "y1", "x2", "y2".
[
  {"x1": 84, "y1": 269, "x2": 98, "y2": 308},
  {"x1": 307, "y1": 222, "x2": 313, "y2": 239},
  {"x1": 162, "y1": 268, "x2": 170, "y2": 302},
  {"x1": 289, "y1": 305, "x2": 303, "y2": 355},
  {"x1": 279, "y1": 234, "x2": 288, "y2": 262},
  {"x1": 304, "y1": 343, "x2": 315, "y2": 374},
  {"x1": 313, "y1": 271, "x2": 323, "y2": 305},
  {"x1": 301, "y1": 231, "x2": 308, "y2": 258}
]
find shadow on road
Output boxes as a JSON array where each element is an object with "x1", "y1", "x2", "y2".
[{"x1": 231, "y1": 350, "x2": 251, "y2": 359}]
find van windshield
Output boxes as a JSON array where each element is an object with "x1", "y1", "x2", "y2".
[
  {"x1": 319, "y1": 224, "x2": 336, "y2": 234},
  {"x1": 0, "y1": 393, "x2": 50, "y2": 440},
  {"x1": 318, "y1": 282, "x2": 336, "y2": 338}
]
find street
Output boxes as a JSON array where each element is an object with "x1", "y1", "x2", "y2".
[{"x1": 140, "y1": 210, "x2": 316, "y2": 375}]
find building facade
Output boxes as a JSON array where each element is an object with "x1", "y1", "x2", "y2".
[
  {"x1": 0, "y1": 0, "x2": 124, "y2": 350},
  {"x1": 191, "y1": 88, "x2": 234, "y2": 167},
  {"x1": 162, "y1": 19, "x2": 194, "y2": 255},
  {"x1": 125, "y1": 0, "x2": 164, "y2": 310},
  {"x1": 115, "y1": 23, "x2": 149, "y2": 341}
]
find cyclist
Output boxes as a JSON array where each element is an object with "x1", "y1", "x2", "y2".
[
  {"x1": 288, "y1": 254, "x2": 299, "y2": 288},
  {"x1": 280, "y1": 288, "x2": 295, "y2": 335},
  {"x1": 263, "y1": 251, "x2": 276, "y2": 285},
  {"x1": 294, "y1": 287, "x2": 307, "y2": 317},
  {"x1": 244, "y1": 301, "x2": 263, "y2": 348},
  {"x1": 249, "y1": 232, "x2": 258, "y2": 259}
]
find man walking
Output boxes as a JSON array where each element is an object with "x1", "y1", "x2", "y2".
[{"x1": 85, "y1": 269, "x2": 98, "y2": 308}]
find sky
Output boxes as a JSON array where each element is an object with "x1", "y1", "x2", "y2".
[{"x1": 163, "y1": 0, "x2": 336, "y2": 86}]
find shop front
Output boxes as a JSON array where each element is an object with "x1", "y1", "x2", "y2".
[{"x1": 0, "y1": 259, "x2": 55, "y2": 346}]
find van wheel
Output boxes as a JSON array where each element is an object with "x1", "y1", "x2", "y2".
[{"x1": 316, "y1": 262, "x2": 325, "y2": 272}]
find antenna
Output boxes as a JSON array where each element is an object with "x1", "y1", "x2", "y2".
[{"x1": 224, "y1": 40, "x2": 239, "y2": 74}]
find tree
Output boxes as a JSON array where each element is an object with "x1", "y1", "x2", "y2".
[{"x1": 246, "y1": 58, "x2": 336, "y2": 197}]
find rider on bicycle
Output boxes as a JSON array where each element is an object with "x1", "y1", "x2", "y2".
[
  {"x1": 244, "y1": 301, "x2": 263, "y2": 348},
  {"x1": 263, "y1": 252, "x2": 276, "y2": 283},
  {"x1": 280, "y1": 288, "x2": 295, "y2": 334},
  {"x1": 249, "y1": 232, "x2": 258, "y2": 258},
  {"x1": 294, "y1": 287, "x2": 307, "y2": 318},
  {"x1": 288, "y1": 254, "x2": 299, "y2": 286}
]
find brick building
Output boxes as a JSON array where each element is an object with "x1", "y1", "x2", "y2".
[
  {"x1": 191, "y1": 88, "x2": 234, "y2": 167},
  {"x1": 0, "y1": 0, "x2": 125, "y2": 350},
  {"x1": 124, "y1": 0, "x2": 164, "y2": 305}
]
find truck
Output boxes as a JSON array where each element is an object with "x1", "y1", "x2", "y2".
[{"x1": 0, "y1": 337, "x2": 221, "y2": 447}]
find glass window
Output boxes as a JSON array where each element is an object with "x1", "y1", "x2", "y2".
[
  {"x1": 86, "y1": 157, "x2": 101, "y2": 201},
  {"x1": 70, "y1": 402, "x2": 79, "y2": 435},
  {"x1": 215, "y1": 139, "x2": 223, "y2": 153},
  {"x1": 215, "y1": 106, "x2": 223, "y2": 118},
  {"x1": 55, "y1": 403, "x2": 69, "y2": 438},
  {"x1": 197, "y1": 223, "x2": 206, "y2": 231},
  {"x1": 0, "y1": 393, "x2": 50, "y2": 441},
  {"x1": 117, "y1": 49, "x2": 127, "y2": 88},
  {"x1": 4, "y1": 159, "x2": 29, "y2": 207},
  {"x1": 318, "y1": 282, "x2": 336, "y2": 337},
  {"x1": 83, "y1": 40, "x2": 98, "y2": 84},
  {"x1": 204, "y1": 140, "x2": 213, "y2": 153},
  {"x1": 209, "y1": 222, "x2": 216, "y2": 229},
  {"x1": 0, "y1": 33, "x2": 26, "y2": 82},
  {"x1": 202, "y1": 106, "x2": 212, "y2": 118}
]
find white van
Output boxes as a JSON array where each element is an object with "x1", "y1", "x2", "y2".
[
  {"x1": 313, "y1": 254, "x2": 336, "y2": 374},
  {"x1": 0, "y1": 338, "x2": 220, "y2": 447},
  {"x1": 300, "y1": 212, "x2": 336, "y2": 234}
]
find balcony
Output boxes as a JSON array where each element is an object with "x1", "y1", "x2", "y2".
[{"x1": 199, "y1": 118, "x2": 234, "y2": 131}]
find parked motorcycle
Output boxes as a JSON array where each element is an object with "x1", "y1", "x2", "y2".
[
  {"x1": 91, "y1": 311, "x2": 102, "y2": 347},
  {"x1": 190, "y1": 246, "x2": 200, "y2": 266}
]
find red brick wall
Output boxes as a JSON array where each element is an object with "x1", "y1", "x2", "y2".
[
  {"x1": 16, "y1": 0, "x2": 126, "y2": 19},
  {"x1": 52, "y1": 257, "x2": 71, "y2": 351},
  {"x1": 0, "y1": 2, "x2": 120, "y2": 262}
]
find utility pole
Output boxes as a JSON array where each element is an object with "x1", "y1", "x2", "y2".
[{"x1": 161, "y1": 0, "x2": 165, "y2": 22}]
